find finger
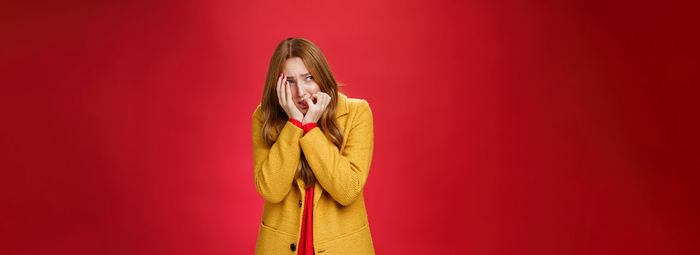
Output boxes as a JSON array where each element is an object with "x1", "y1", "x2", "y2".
[
  {"x1": 280, "y1": 75, "x2": 287, "y2": 106},
  {"x1": 312, "y1": 92, "x2": 321, "y2": 104},
  {"x1": 322, "y1": 94, "x2": 330, "y2": 108},
  {"x1": 319, "y1": 93, "x2": 327, "y2": 106},
  {"x1": 316, "y1": 92, "x2": 328, "y2": 106},
  {"x1": 285, "y1": 79, "x2": 294, "y2": 106},
  {"x1": 304, "y1": 96, "x2": 314, "y2": 107},
  {"x1": 313, "y1": 93, "x2": 323, "y2": 108},
  {"x1": 276, "y1": 73, "x2": 283, "y2": 105}
]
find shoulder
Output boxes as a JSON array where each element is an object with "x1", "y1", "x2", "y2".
[
  {"x1": 345, "y1": 96, "x2": 373, "y2": 123},
  {"x1": 252, "y1": 104, "x2": 262, "y2": 119},
  {"x1": 346, "y1": 97, "x2": 371, "y2": 112},
  {"x1": 253, "y1": 104, "x2": 261, "y2": 116}
]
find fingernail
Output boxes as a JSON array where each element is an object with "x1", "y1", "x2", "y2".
[{"x1": 279, "y1": 73, "x2": 282, "y2": 77}]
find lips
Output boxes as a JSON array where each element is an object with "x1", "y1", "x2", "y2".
[{"x1": 297, "y1": 100, "x2": 308, "y2": 109}]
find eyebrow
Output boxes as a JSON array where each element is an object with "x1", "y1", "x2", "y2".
[{"x1": 286, "y1": 73, "x2": 311, "y2": 79}]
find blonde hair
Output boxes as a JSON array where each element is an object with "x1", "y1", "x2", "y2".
[{"x1": 259, "y1": 37, "x2": 344, "y2": 189}]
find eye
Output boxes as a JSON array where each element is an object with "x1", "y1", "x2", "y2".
[
  {"x1": 305, "y1": 76, "x2": 313, "y2": 80},
  {"x1": 286, "y1": 79, "x2": 295, "y2": 84}
]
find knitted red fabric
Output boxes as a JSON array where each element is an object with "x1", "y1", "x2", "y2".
[
  {"x1": 288, "y1": 118, "x2": 303, "y2": 128},
  {"x1": 288, "y1": 119, "x2": 317, "y2": 133}
]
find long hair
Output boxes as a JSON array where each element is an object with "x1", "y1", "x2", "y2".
[{"x1": 259, "y1": 37, "x2": 344, "y2": 189}]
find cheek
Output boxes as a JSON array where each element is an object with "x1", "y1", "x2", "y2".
[{"x1": 311, "y1": 83, "x2": 321, "y2": 93}]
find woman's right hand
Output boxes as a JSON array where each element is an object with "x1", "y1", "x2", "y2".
[{"x1": 277, "y1": 73, "x2": 304, "y2": 121}]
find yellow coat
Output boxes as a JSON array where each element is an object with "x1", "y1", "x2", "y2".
[{"x1": 252, "y1": 92, "x2": 375, "y2": 254}]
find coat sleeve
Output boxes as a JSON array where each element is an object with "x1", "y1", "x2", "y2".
[
  {"x1": 299, "y1": 100, "x2": 374, "y2": 206},
  {"x1": 252, "y1": 107, "x2": 303, "y2": 203}
]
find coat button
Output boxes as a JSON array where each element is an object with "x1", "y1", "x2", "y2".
[
  {"x1": 299, "y1": 200, "x2": 302, "y2": 207},
  {"x1": 290, "y1": 243, "x2": 296, "y2": 251}
]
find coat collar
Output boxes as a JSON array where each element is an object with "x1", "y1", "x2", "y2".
[{"x1": 335, "y1": 91, "x2": 349, "y2": 119}]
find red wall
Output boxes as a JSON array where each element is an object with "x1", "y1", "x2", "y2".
[{"x1": 2, "y1": 0, "x2": 699, "y2": 254}]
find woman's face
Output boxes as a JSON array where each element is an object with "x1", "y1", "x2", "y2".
[{"x1": 282, "y1": 57, "x2": 320, "y2": 115}]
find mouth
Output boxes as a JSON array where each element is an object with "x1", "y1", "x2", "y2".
[{"x1": 296, "y1": 100, "x2": 308, "y2": 109}]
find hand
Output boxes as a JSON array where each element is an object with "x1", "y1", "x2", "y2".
[
  {"x1": 302, "y1": 92, "x2": 331, "y2": 125},
  {"x1": 276, "y1": 73, "x2": 304, "y2": 121}
]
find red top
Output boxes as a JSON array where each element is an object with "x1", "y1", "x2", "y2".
[{"x1": 288, "y1": 119, "x2": 317, "y2": 255}]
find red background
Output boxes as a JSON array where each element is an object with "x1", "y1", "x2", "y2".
[{"x1": 2, "y1": 0, "x2": 699, "y2": 254}]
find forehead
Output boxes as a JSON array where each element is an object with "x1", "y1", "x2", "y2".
[{"x1": 282, "y1": 57, "x2": 309, "y2": 76}]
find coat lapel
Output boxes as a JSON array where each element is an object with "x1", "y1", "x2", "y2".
[{"x1": 313, "y1": 181, "x2": 323, "y2": 208}]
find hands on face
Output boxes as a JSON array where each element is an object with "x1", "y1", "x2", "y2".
[
  {"x1": 301, "y1": 91, "x2": 331, "y2": 125},
  {"x1": 276, "y1": 72, "x2": 331, "y2": 125},
  {"x1": 277, "y1": 73, "x2": 304, "y2": 121}
]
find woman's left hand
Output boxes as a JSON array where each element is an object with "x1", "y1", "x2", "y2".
[{"x1": 302, "y1": 92, "x2": 331, "y2": 125}]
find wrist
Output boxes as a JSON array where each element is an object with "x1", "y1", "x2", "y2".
[
  {"x1": 302, "y1": 115, "x2": 317, "y2": 125},
  {"x1": 288, "y1": 118, "x2": 303, "y2": 128},
  {"x1": 302, "y1": 122, "x2": 317, "y2": 134}
]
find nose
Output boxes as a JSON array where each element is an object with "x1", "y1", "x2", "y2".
[{"x1": 296, "y1": 81, "x2": 305, "y2": 100}]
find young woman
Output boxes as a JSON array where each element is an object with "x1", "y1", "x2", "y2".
[{"x1": 251, "y1": 37, "x2": 375, "y2": 254}]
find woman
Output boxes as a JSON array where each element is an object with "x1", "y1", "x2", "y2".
[{"x1": 251, "y1": 37, "x2": 375, "y2": 254}]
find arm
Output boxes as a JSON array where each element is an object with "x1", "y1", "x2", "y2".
[
  {"x1": 252, "y1": 109, "x2": 304, "y2": 203},
  {"x1": 299, "y1": 100, "x2": 374, "y2": 206}
]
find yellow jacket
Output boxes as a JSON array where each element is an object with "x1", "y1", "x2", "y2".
[{"x1": 252, "y1": 92, "x2": 375, "y2": 254}]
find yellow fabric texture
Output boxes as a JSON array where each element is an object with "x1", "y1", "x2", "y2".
[{"x1": 252, "y1": 92, "x2": 375, "y2": 254}]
